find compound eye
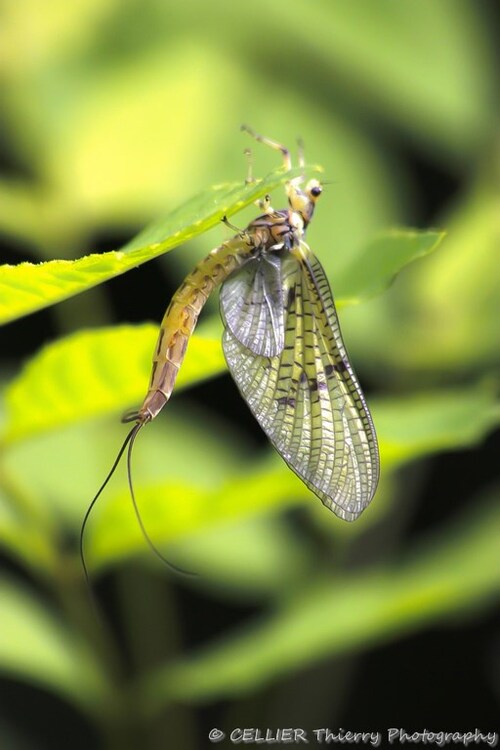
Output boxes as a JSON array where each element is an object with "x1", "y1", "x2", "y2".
[{"x1": 310, "y1": 185, "x2": 322, "y2": 198}]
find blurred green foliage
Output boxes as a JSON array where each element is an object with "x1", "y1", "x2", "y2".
[{"x1": 0, "y1": 0, "x2": 498, "y2": 747}]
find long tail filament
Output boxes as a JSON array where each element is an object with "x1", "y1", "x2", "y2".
[{"x1": 80, "y1": 419, "x2": 195, "y2": 586}]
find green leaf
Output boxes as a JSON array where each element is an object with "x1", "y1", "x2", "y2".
[
  {"x1": 335, "y1": 229, "x2": 445, "y2": 304},
  {"x1": 2, "y1": 324, "x2": 224, "y2": 444},
  {"x1": 140, "y1": 495, "x2": 500, "y2": 706},
  {"x1": 344, "y1": 174, "x2": 500, "y2": 381},
  {"x1": 374, "y1": 381, "x2": 500, "y2": 467},
  {"x1": 0, "y1": 168, "x2": 306, "y2": 326},
  {"x1": 0, "y1": 576, "x2": 110, "y2": 714}
]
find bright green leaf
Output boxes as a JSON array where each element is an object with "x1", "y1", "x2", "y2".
[
  {"x1": 0, "y1": 168, "x2": 307, "y2": 326},
  {"x1": 2, "y1": 324, "x2": 224, "y2": 444}
]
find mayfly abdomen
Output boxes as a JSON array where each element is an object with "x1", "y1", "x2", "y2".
[{"x1": 139, "y1": 237, "x2": 252, "y2": 421}]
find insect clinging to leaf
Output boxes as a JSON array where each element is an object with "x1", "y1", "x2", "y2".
[{"x1": 81, "y1": 125, "x2": 380, "y2": 577}]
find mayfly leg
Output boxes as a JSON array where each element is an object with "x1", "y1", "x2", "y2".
[
  {"x1": 244, "y1": 148, "x2": 254, "y2": 185},
  {"x1": 297, "y1": 137, "x2": 305, "y2": 169},
  {"x1": 241, "y1": 124, "x2": 292, "y2": 171}
]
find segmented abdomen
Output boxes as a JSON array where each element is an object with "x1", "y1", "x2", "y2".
[{"x1": 138, "y1": 236, "x2": 252, "y2": 421}]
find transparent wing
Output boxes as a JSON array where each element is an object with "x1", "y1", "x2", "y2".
[
  {"x1": 222, "y1": 241, "x2": 379, "y2": 521},
  {"x1": 220, "y1": 254, "x2": 286, "y2": 356}
]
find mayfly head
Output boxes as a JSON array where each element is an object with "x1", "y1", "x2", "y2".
[{"x1": 287, "y1": 177, "x2": 323, "y2": 228}]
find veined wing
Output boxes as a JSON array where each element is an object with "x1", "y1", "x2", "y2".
[
  {"x1": 222, "y1": 241, "x2": 379, "y2": 521},
  {"x1": 220, "y1": 254, "x2": 286, "y2": 357}
]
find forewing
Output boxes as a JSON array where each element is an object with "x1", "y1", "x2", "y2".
[
  {"x1": 222, "y1": 242, "x2": 379, "y2": 521},
  {"x1": 220, "y1": 254, "x2": 285, "y2": 356}
]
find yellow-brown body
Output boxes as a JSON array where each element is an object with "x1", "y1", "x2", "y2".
[{"x1": 137, "y1": 206, "x2": 308, "y2": 422}]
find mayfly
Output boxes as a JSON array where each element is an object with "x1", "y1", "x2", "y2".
[{"x1": 81, "y1": 126, "x2": 379, "y2": 577}]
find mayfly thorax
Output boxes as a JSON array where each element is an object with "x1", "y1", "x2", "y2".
[{"x1": 80, "y1": 125, "x2": 380, "y2": 579}]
